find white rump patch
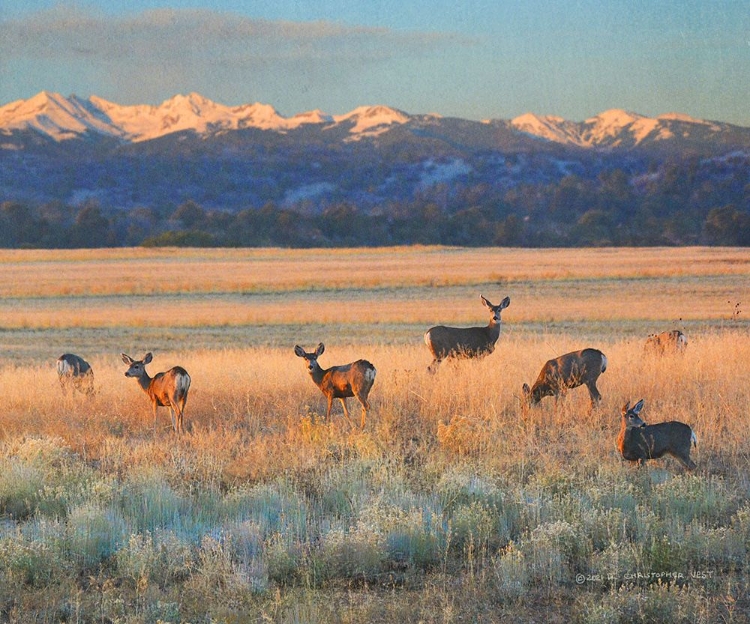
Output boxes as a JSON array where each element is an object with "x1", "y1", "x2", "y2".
[
  {"x1": 600, "y1": 353, "x2": 608, "y2": 373},
  {"x1": 691, "y1": 430, "x2": 698, "y2": 447},
  {"x1": 365, "y1": 367, "x2": 376, "y2": 382},
  {"x1": 57, "y1": 360, "x2": 72, "y2": 376}
]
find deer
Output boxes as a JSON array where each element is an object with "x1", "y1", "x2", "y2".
[
  {"x1": 522, "y1": 348, "x2": 607, "y2": 410},
  {"x1": 294, "y1": 343, "x2": 376, "y2": 429},
  {"x1": 57, "y1": 353, "x2": 95, "y2": 396},
  {"x1": 424, "y1": 295, "x2": 511, "y2": 373},
  {"x1": 121, "y1": 352, "x2": 191, "y2": 434},
  {"x1": 644, "y1": 330, "x2": 687, "y2": 354},
  {"x1": 617, "y1": 399, "x2": 697, "y2": 469}
]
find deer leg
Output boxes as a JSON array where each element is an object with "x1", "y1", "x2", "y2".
[
  {"x1": 176, "y1": 397, "x2": 185, "y2": 434},
  {"x1": 586, "y1": 382, "x2": 602, "y2": 406},
  {"x1": 325, "y1": 395, "x2": 334, "y2": 422},
  {"x1": 339, "y1": 398, "x2": 354, "y2": 428},
  {"x1": 673, "y1": 450, "x2": 696, "y2": 470},
  {"x1": 357, "y1": 395, "x2": 370, "y2": 429}
]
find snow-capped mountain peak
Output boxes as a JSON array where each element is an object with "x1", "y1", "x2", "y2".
[
  {"x1": 0, "y1": 90, "x2": 121, "y2": 140},
  {"x1": 511, "y1": 113, "x2": 582, "y2": 145},
  {"x1": 333, "y1": 105, "x2": 411, "y2": 137},
  {"x1": 0, "y1": 91, "x2": 741, "y2": 150}
]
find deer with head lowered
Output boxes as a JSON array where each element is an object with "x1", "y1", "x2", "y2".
[
  {"x1": 121, "y1": 352, "x2": 191, "y2": 434},
  {"x1": 617, "y1": 399, "x2": 697, "y2": 469},
  {"x1": 57, "y1": 353, "x2": 95, "y2": 396},
  {"x1": 424, "y1": 295, "x2": 510, "y2": 373},
  {"x1": 522, "y1": 348, "x2": 607, "y2": 410},
  {"x1": 294, "y1": 343, "x2": 376, "y2": 429}
]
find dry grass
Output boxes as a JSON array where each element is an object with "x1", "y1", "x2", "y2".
[
  {"x1": 0, "y1": 246, "x2": 748, "y2": 622},
  {"x1": 0, "y1": 246, "x2": 746, "y2": 343}
]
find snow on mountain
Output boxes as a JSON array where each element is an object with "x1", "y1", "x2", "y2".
[
  {"x1": 0, "y1": 92, "x2": 414, "y2": 143},
  {"x1": 511, "y1": 113, "x2": 583, "y2": 145},
  {"x1": 0, "y1": 92, "x2": 339, "y2": 142},
  {"x1": 509, "y1": 107, "x2": 730, "y2": 148},
  {"x1": 286, "y1": 109, "x2": 334, "y2": 129},
  {"x1": 0, "y1": 91, "x2": 741, "y2": 150},
  {"x1": 333, "y1": 105, "x2": 411, "y2": 138},
  {"x1": 579, "y1": 109, "x2": 659, "y2": 146},
  {"x1": 0, "y1": 91, "x2": 124, "y2": 140}
]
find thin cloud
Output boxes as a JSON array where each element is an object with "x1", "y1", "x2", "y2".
[{"x1": 1, "y1": 6, "x2": 472, "y2": 67}]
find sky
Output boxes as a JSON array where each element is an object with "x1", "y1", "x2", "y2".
[{"x1": 1, "y1": 1, "x2": 749, "y2": 125}]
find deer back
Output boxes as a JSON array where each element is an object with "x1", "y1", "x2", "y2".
[
  {"x1": 149, "y1": 366, "x2": 191, "y2": 406},
  {"x1": 645, "y1": 330, "x2": 687, "y2": 354},
  {"x1": 57, "y1": 353, "x2": 92, "y2": 375},
  {"x1": 324, "y1": 360, "x2": 376, "y2": 397},
  {"x1": 528, "y1": 348, "x2": 606, "y2": 399}
]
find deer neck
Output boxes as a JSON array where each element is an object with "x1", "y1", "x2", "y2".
[
  {"x1": 486, "y1": 319, "x2": 502, "y2": 342},
  {"x1": 309, "y1": 364, "x2": 326, "y2": 387},
  {"x1": 135, "y1": 373, "x2": 153, "y2": 395}
]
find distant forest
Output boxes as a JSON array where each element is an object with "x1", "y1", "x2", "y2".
[{"x1": 2, "y1": 159, "x2": 749, "y2": 248}]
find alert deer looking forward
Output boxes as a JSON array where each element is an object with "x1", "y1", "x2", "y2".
[
  {"x1": 294, "y1": 343, "x2": 376, "y2": 429},
  {"x1": 57, "y1": 353, "x2": 94, "y2": 396},
  {"x1": 121, "y1": 352, "x2": 191, "y2": 434},
  {"x1": 617, "y1": 399, "x2": 697, "y2": 469},
  {"x1": 522, "y1": 348, "x2": 607, "y2": 409},
  {"x1": 424, "y1": 295, "x2": 510, "y2": 373}
]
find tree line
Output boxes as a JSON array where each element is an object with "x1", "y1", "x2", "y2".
[{"x1": 1, "y1": 161, "x2": 748, "y2": 248}]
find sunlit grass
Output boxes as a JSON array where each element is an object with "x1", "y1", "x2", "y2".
[{"x1": 0, "y1": 247, "x2": 748, "y2": 621}]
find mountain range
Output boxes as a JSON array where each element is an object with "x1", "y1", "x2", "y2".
[
  {"x1": 1, "y1": 91, "x2": 749, "y2": 225},
  {"x1": 2, "y1": 91, "x2": 748, "y2": 150}
]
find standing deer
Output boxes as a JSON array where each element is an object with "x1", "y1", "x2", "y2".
[
  {"x1": 522, "y1": 348, "x2": 607, "y2": 409},
  {"x1": 617, "y1": 399, "x2": 697, "y2": 469},
  {"x1": 57, "y1": 353, "x2": 94, "y2": 396},
  {"x1": 424, "y1": 295, "x2": 510, "y2": 373},
  {"x1": 121, "y1": 352, "x2": 191, "y2": 434},
  {"x1": 294, "y1": 343, "x2": 376, "y2": 429},
  {"x1": 645, "y1": 330, "x2": 687, "y2": 354}
]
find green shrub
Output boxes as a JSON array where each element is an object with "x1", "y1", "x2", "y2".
[
  {"x1": 577, "y1": 582, "x2": 713, "y2": 624},
  {"x1": 65, "y1": 503, "x2": 127, "y2": 570}
]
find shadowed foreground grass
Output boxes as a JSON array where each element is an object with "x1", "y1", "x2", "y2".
[{"x1": 0, "y1": 331, "x2": 748, "y2": 623}]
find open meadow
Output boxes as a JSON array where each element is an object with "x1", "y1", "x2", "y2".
[{"x1": 0, "y1": 246, "x2": 748, "y2": 623}]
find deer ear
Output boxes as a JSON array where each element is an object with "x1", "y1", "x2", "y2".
[
  {"x1": 500, "y1": 296, "x2": 510, "y2": 310},
  {"x1": 522, "y1": 383, "x2": 531, "y2": 395},
  {"x1": 316, "y1": 343, "x2": 325, "y2": 356},
  {"x1": 632, "y1": 399, "x2": 644, "y2": 414},
  {"x1": 143, "y1": 352, "x2": 153, "y2": 364},
  {"x1": 121, "y1": 353, "x2": 133, "y2": 365},
  {"x1": 621, "y1": 401, "x2": 630, "y2": 415},
  {"x1": 480, "y1": 295, "x2": 492, "y2": 309},
  {"x1": 294, "y1": 345, "x2": 306, "y2": 358}
]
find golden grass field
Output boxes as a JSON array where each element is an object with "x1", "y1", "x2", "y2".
[{"x1": 0, "y1": 246, "x2": 748, "y2": 623}]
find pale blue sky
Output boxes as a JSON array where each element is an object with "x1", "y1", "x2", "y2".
[{"x1": 2, "y1": 1, "x2": 748, "y2": 124}]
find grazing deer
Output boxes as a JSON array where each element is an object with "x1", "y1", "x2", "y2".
[
  {"x1": 294, "y1": 343, "x2": 376, "y2": 428},
  {"x1": 121, "y1": 352, "x2": 191, "y2": 434},
  {"x1": 57, "y1": 353, "x2": 94, "y2": 396},
  {"x1": 522, "y1": 348, "x2": 607, "y2": 409},
  {"x1": 424, "y1": 295, "x2": 510, "y2": 373},
  {"x1": 617, "y1": 399, "x2": 697, "y2": 469},
  {"x1": 645, "y1": 330, "x2": 687, "y2": 354}
]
